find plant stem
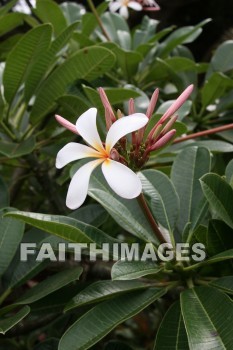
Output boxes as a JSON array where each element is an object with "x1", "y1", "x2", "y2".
[
  {"x1": 173, "y1": 123, "x2": 233, "y2": 144},
  {"x1": 0, "y1": 288, "x2": 12, "y2": 306},
  {"x1": 0, "y1": 121, "x2": 16, "y2": 141},
  {"x1": 186, "y1": 277, "x2": 194, "y2": 288},
  {"x1": 183, "y1": 262, "x2": 203, "y2": 272},
  {"x1": 87, "y1": 0, "x2": 111, "y2": 41},
  {"x1": 137, "y1": 193, "x2": 167, "y2": 244}
]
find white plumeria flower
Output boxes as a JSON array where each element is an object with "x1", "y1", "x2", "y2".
[
  {"x1": 56, "y1": 108, "x2": 148, "y2": 210},
  {"x1": 109, "y1": 0, "x2": 143, "y2": 19}
]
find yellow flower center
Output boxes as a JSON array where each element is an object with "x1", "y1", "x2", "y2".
[{"x1": 122, "y1": 0, "x2": 130, "y2": 6}]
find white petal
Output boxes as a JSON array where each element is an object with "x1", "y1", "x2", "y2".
[
  {"x1": 105, "y1": 113, "x2": 148, "y2": 153},
  {"x1": 119, "y1": 6, "x2": 129, "y2": 18},
  {"x1": 76, "y1": 108, "x2": 105, "y2": 153},
  {"x1": 66, "y1": 159, "x2": 103, "y2": 209},
  {"x1": 102, "y1": 160, "x2": 142, "y2": 199},
  {"x1": 128, "y1": 2, "x2": 143, "y2": 10},
  {"x1": 56, "y1": 143, "x2": 101, "y2": 169},
  {"x1": 109, "y1": 2, "x2": 121, "y2": 12}
]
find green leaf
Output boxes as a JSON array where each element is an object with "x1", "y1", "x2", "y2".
[
  {"x1": 101, "y1": 41, "x2": 141, "y2": 78},
  {"x1": 203, "y1": 249, "x2": 233, "y2": 266},
  {"x1": 137, "y1": 30, "x2": 173, "y2": 57},
  {"x1": 72, "y1": 32, "x2": 94, "y2": 48},
  {"x1": 81, "y1": 2, "x2": 108, "y2": 37},
  {"x1": 189, "y1": 197, "x2": 209, "y2": 234},
  {"x1": 122, "y1": 85, "x2": 149, "y2": 113},
  {"x1": 171, "y1": 146, "x2": 211, "y2": 234},
  {"x1": 70, "y1": 204, "x2": 107, "y2": 228},
  {"x1": 4, "y1": 254, "x2": 49, "y2": 289},
  {"x1": 82, "y1": 85, "x2": 103, "y2": 112},
  {"x1": 57, "y1": 95, "x2": 90, "y2": 120},
  {"x1": 0, "y1": 217, "x2": 24, "y2": 276},
  {"x1": 5, "y1": 211, "x2": 117, "y2": 247},
  {"x1": 102, "y1": 87, "x2": 141, "y2": 105},
  {"x1": 65, "y1": 280, "x2": 148, "y2": 310},
  {"x1": 100, "y1": 12, "x2": 130, "y2": 44},
  {"x1": 0, "y1": 0, "x2": 18, "y2": 17},
  {"x1": 0, "y1": 137, "x2": 35, "y2": 158},
  {"x1": 0, "y1": 34, "x2": 23, "y2": 61},
  {"x1": 139, "y1": 170, "x2": 179, "y2": 233},
  {"x1": 193, "y1": 225, "x2": 208, "y2": 247},
  {"x1": 30, "y1": 46, "x2": 115, "y2": 122},
  {"x1": 154, "y1": 301, "x2": 188, "y2": 349},
  {"x1": 77, "y1": 86, "x2": 106, "y2": 135},
  {"x1": 0, "y1": 306, "x2": 30, "y2": 335},
  {"x1": 0, "y1": 177, "x2": 9, "y2": 208},
  {"x1": 2, "y1": 227, "x2": 59, "y2": 289},
  {"x1": 33, "y1": 0, "x2": 67, "y2": 36},
  {"x1": 210, "y1": 40, "x2": 233, "y2": 73},
  {"x1": 187, "y1": 249, "x2": 233, "y2": 271},
  {"x1": 3, "y1": 24, "x2": 52, "y2": 105},
  {"x1": 59, "y1": 288, "x2": 166, "y2": 350},
  {"x1": 207, "y1": 220, "x2": 233, "y2": 256},
  {"x1": 158, "y1": 19, "x2": 211, "y2": 57},
  {"x1": 60, "y1": 2, "x2": 85, "y2": 24},
  {"x1": 181, "y1": 286, "x2": 233, "y2": 349},
  {"x1": 0, "y1": 13, "x2": 24, "y2": 37},
  {"x1": 165, "y1": 57, "x2": 198, "y2": 73},
  {"x1": 17, "y1": 267, "x2": 82, "y2": 304},
  {"x1": 186, "y1": 140, "x2": 233, "y2": 153},
  {"x1": 111, "y1": 260, "x2": 162, "y2": 280},
  {"x1": 201, "y1": 72, "x2": 233, "y2": 109},
  {"x1": 200, "y1": 173, "x2": 233, "y2": 229},
  {"x1": 210, "y1": 276, "x2": 233, "y2": 295},
  {"x1": 88, "y1": 169, "x2": 157, "y2": 243},
  {"x1": 142, "y1": 55, "x2": 202, "y2": 84},
  {"x1": 133, "y1": 16, "x2": 159, "y2": 49},
  {"x1": 217, "y1": 89, "x2": 233, "y2": 112},
  {"x1": 24, "y1": 21, "x2": 79, "y2": 103},
  {"x1": 225, "y1": 159, "x2": 233, "y2": 187}
]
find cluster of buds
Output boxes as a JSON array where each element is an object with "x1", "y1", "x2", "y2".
[{"x1": 98, "y1": 85, "x2": 194, "y2": 171}]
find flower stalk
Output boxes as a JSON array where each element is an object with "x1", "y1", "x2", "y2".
[
  {"x1": 173, "y1": 123, "x2": 233, "y2": 144},
  {"x1": 137, "y1": 192, "x2": 167, "y2": 244},
  {"x1": 87, "y1": 0, "x2": 111, "y2": 41}
]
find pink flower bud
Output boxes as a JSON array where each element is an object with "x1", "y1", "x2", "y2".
[
  {"x1": 160, "y1": 115, "x2": 178, "y2": 136},
  {"x1": 160, "y1": 85, "x2": 193, "y2": 124},
  {"x1": 55, "y1": 115, "x2": 79, "y2": 134},
  {"x1": 146, "y1": 88, "x2": 159, "y2": 119},
  {"x1": 98, "y1": 88, "x2": 116, "y2": 122},
  {"x1": 149, "y1": 129, "x2": 176, "y2": 151},
  {"x1": 128, "y1": 98, "x2": 135, "y2": 115}
]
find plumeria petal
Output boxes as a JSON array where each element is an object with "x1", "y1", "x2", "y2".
[
  {"x1": 76, "y1": 108, "x2": 105, "y2": 153},
  {"x1": 119, "y1": 5, "x2": 129, "y2": 18},
  {"x1": 128, "y1": 1, "x2": 143, "y2": 10},
  {"x1": 142, "y1": 0, "x2": 160, "y2": 11},
  {"x1": 56, "y1": 143, "x2": 101, "y2": 169},
  {"x1": 102, "y1": 159, "x2": 142, "y2": 198},
  {"x1": 105, "y1": 113, "x2": 148, "y2": 153},
  {"x1": 109, "y1": 2, "x2": 122, "y2": 12},
  {"x1": 66, "y1": 159, "x2": 104, "y2": 209}
]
